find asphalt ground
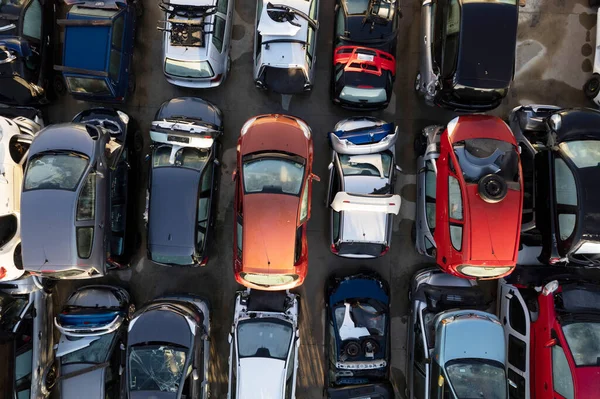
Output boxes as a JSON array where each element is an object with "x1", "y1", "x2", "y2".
[{"x1": 45, "y1": 0, "x2": 597, "y2": 397}]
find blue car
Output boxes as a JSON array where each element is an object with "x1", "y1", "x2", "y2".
[
  {"x1": 55, "y1": 0, "x2": 141, "y2": 103},
  {"x1": 325, "y1": 273, "x2": 393, "y2": 398}
]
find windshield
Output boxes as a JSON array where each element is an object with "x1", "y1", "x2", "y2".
[
  {"x1": 60, "y1": 333, "x2": 116, "y2": 365},
  {"x1": 340, "y1": 153, "x2": 391, "y2": 178},
  {"x1": 153, "y1": 145, "x2": 209, "y2": 172},
  {"x1": 453, "y1": 139, "x2": 520, "y2": 186},
  {"x1": 334, "y1": 300, "x2": 386, "y2": 337},
  {"x1": 165, "y1": 58, "x2": 214, "y2": 79},
  {"x1": 24, "y1": 152, "x2": 89, "y2": 191},
  {"x1": 237, "y1": 319, "x2": 293, "y2": 360},
  {"x1": 445, "y1": 360, "x2": 507, "y2": 399},
  {"x1": 129, "y1": 344, "x2": 188, "y2": 393},
  {"x1": 243, "y1": 157, "x2": 305, "y2": 195},
  {"x1": 562, "y1": 322, "x2": 600, "y2": 366},
  {"x1": 0, "y1": 294, "x2": 28, "y2": 331},
  {"x1": 150, "y1": 253, "x2": 193, "y2": 266},
  {"x1": 340, "y1": 86, "x2": 387, "y2": 104},
  {"x1": 559, "y1": 141, "x2": 600, "y2": 169},
  {"x1": 66, "y1": 77, "x2": 111, "y2": 95}
]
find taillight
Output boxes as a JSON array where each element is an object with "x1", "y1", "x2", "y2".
[
  {"x1": 330, "y1": 243, "x2": 339, "y2": 254},
  {"x1": 0, "y1": 267, "x2": 6, "y2": 279},
  {"x1": 381, "y1": 246, "x2": 390, "y2": 256},
  {"x1": 549, "y1": 257, "x2": 561, "y2": 265},
  {"x1": 211, "y1": 74, "x2": 222, "y2": 82},
  {"x1": 199, "y1": 257, "x2": 208, "y2": 267}
]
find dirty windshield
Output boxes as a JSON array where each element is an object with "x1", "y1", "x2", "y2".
[
  {"x1": 445, "y1": 359, "x2": 507, "y2": 399},
  {"x1": 340, "y1": 153, "x2": 391, "y2": 178},
  {"x1": 237, "y1": 319, "x2": 293, "y2": 360},
  {"x1": 453, "y1": 139, "x2": 519, "y2": 186},
  {"x1": 153, "y1": 145, "x2": 209, "y2": 172},
  {"x1": 24, "y1": 152, "x2": 89, "y2": 191},
  {"x1": 562, "y1": 322, "x2": 600, "y2": 366},
  {"x1": 129, "y1": 344, "x2": 187, "y2": 393},
  {"x1": 243, "y1": 157, "x2": 304, "y2": 195},
  {"x1": 61, "y1": 333, "x2": 116, "y2": 365},
  {"x1": 0, "y1": 293, "x2": 28, "y2": 331},
  {"x1": 334, "y1": 300, "x2": 386, "y2": 338},
  {"x1": 559, "y1": 140, "x2": 600, "y2": 169}
]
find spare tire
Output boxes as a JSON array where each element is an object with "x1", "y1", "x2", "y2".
[
  {"x1": 362, "y1": 338, "x2": 380, "y2": 355},
  {"x1": 478, "y1": 174, "x2": 508, "y2": 203},
  {"x1": 343, "y1": 340, "x2": 361, "y2": 358}
]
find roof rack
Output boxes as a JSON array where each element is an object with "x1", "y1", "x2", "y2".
[{"x1": 157, "y1": 1, "x2": 216, "y2": 47}]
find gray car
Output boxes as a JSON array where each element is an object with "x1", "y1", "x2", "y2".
[
  {"x1": 159, "y1": 0, "x2": 234, "y2": 88},
  {"x1": 406, "y1": 267, "x2": 508, "y2": 399},
  {"x1": 21, "y1": 108, "x2": 136, "y2": 279},
  {"x1": 326, "y1": 117, "x2": 401, "y2": 258},
  {"x1": 0, "y1": 275, "x2": 53, "y2": 399},
  {"x1": 52, "y1": 285, "x2": 133, "y2": 399},
  {"x1": 126, "y1": 296, "x2": 211, "y2": 399}
]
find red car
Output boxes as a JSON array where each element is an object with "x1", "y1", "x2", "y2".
[
  {"x1": 232, "y1": 114, "x2": 317, "y2": 290},
  {"x1": 434, "y1": 115, "x2": 523, "y2": 279},
  {"x1": 499, "y1": 279, "x2": 600, "y2": 399}
]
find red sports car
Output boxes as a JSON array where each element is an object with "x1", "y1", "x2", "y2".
[
  {"x1": 434, "y1": 115, "x2": 523, "y2": 279},
  {"x1": 232, "y1": 114, "x2": 317, "y2": 290}
]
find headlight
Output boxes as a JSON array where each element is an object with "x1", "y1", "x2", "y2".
[
  {"x1": 240, "y1": 117, "x2": 257, "y2": 136},
  {"x1": 116, "y1": 110, "x2": 130, "y2": 125},
  {"x1": 295, "y1": 118, "x2": 311, "y2": 139}
]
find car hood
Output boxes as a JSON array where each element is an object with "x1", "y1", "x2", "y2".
[
  {"x1": 240, "y1": 117, "x2": 309, "y2": 159},
  {"x1": 128, "y1": 308, "x2": 193, "y2": 347},
  {"x1": 21, "y1": 189, "x2": 77, "y2": 270},
  {"x1": 60, "y1": 364, "x2": 105, "y2": 399},
  {"x1": 238, "y1": 357, "x2": 286, "y2": 398},
  {"x1": 465, "y1": 184, "x2": 521, "y2": 263},
  {"x1": 440, "y1": 313, "x2": 504, "y2": 364},
  {"x1": 242, "y1": 193, "x2": 299, "y2": 273}
]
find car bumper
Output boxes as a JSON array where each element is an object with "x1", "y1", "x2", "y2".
[
  {"x1": 166, "y1": 74, "x2": 225, "y2": 88},
  {"x1": 235, "y1": 273, "x2": 305, "y2": 291}
]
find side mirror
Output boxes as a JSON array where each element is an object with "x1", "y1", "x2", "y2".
[
  {"x1": 214, "y1": 158, "x2": 221, "y2": 166},
  {"x1": 232, "y1": 170, "x2": 237, "y2": 182},
  {"x1": 395, "y1": 165, "x2": 402, "y2": 172},
  {"x1": 311, "y1": 173, "x2": 320, "y2": 182},
  {"x1": 397, "y1": 7, "x2": 403, "y2": 18},
  {"x1": 228, "y1": 333, "x2": 233, "y2": 343},
  {"x1": 94, "y1": 170, "x2": 105, "y2": 179},
  {"x1": 192, "y1": 369, "x2": 199, "y2": 381},
  {"x1": 508, "y1": 379, "x2": 518, "y2": 389},
  {"x1": 327, "y1": 162, "x2": 333, "y2": 171},
  {"x1": 544, "y1": 338, "x2": 557, "y2": 348},
  {"x1": 119, "y1": 365, "x2": 124, "y2": 376},
  {"x1": 144, "y1": 153, "x2": 150, "y2": 162}
]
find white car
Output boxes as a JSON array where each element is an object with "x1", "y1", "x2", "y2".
[
  {"x1": 159, "y1": 0, "x2": 234, "y2": 88},
  {"x1": 0, "y1": 109, "x2": 42, "y2": 282},
  {"x1": 228, "y1": 290, "x2": 300, "y2": 399},
  {"x1": 253, "y1": 0, "x2": 319, "y2": 93}
]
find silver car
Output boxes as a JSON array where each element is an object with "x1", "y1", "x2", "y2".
[
  {"x1": 406, "y1": 267, "x2": 508, "y2": 399},
  {"x1": 52, "y1": 285, "x2": 133, "y2": 399},
  {"x1": 253, "y1": 0, "x2": 319, "y2": 93},
  {"x1": 0, "y1": 275, "x2": 53, "y2": 399},
  {"x1": 327, "y1": 117, "x2": 401, "y2": 258},
  {"x1": 159, "y1": 0, "x2": 234, "y2": 88}
]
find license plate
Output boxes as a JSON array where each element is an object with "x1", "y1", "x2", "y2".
[
  {"x1": 357, "y1": 53, "x2": 374, "y2": 62},
  {"x1": 167, "y1": 135, "x2": 189, "y2": 144}
]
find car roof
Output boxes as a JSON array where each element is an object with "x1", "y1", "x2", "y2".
[
  {"x1": 239, "y1": 115, "x2": 309, "y2": 158},
  {"x1": 60, "y1": 365, "x2": 105, "y2": 399},
  {"x1": 550, "y1": 108, "x2": 600, "y2": 143},
  {"x1": 129, "y1": 307, "x2": 193, "y2": 347},
  {"x1": 242, "y1": 193, "x2": 299, "y2": 274},
  {"x1": 238, "y1": 357, "x2": 286, "y2": 398},
  {"x1": 149, "y1": 167, "x2": 201, "y2": 258},
  {"x1": 455, "y1": 2, "x2": 517, "y2": 89},
  {"x1": 29, "y1": 123, "x2": 96, "y2": 158}
]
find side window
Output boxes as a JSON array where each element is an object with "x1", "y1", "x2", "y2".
[
  {"x1": 508, "y1": 296, "x2": 527, "y2": 336},
  {"x1": 450, "y1": 225, "x2": 462, "y2": 251},
  {"x1": 333, "y1": 211, "x2": 341, "y2": 242},
  {"x1": 299, "y1": 179, "x2": 309, "y2": 223},
  {"x1": 508, "y1": 335, "x2": 527, "y2": 372},
  {"x1": 197, "y1": 163, "x2": 213, "y2": 247},
  {"x1": 306, "y1": 27, "x2": 316, "y2": 67},
  {"x1": 554, "y1": 158, "x2": 577, "y2": 241},
  {"x1": 425, "y1": 161, "x2": 436, "y2": 231},
  {"x1": 216, "y1": 0, "x2": 228, "y2": 14},
  {"x1": 77, "y1": 173, "x2": 96, "y2": 221},
  {"x1": 309, "y1": 0, "x2": 317, "y2": 20},
  {"x1": 22, "y1": 0, "x2": 42, "y2": 40},
  {"x1": 236, "y1": 214, "x2": 243, "y2": 257},
  {"x1": 414, "y1": 320, "x2": 426, "y2": 370},
  {"x1": 441, "y1": 0, "x2": 460, "y2": 78},
  {"x1": 294, "y1": 226, "x2": 303, "y2": 264},
  {"x1": 508, "y1": 369, "x2": 526, "y2": 399},
  {"x1": 429, "y1": 360, "x2": 442, "y2": 399},
  {"x1": 448, "y1": 175, "x2": 462, "y2": 220},
  {"x1": 552, "y1": 344, "x2": 574, "y2": 399},
  {"x1": 335, "y1": 6, "x2": 345, "y2": 37},
  {"x1": 109, "y1": 15, "x2": 124, "y2": 81},
  {"x1": 255, "y1": 0, "x2": 263, "y2": 59},
  {"x1": 213, "y1": 15, "x2": 226, "y2": 53}
]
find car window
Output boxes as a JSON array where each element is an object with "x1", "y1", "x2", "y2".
[
  {"x1": 344, "y1": 0, "x2": 369, "y2": 14},
  {"x1": 508, "y1": 335, "x2": 527, "y2": 372},
  {"x1": 562, "y1": 322, "x2": 600, "y2": 366},
  {"x1": 15, "y1": 347, "x2": 32, "y2": 393},
  {"x1": 22, "y1": 0, "x2": 42, "y2": 40},
  {"x1": 216, "y1": 0, "x2": 228, "y2": 14},
  {"x1": 165, "y1": 58, "x2": 215, "y2": 78},
  {"x1": 442, "y1": 0, "x2": 460, "y2": 78},
  {"x1": 197, "y1": 162, "x2": 213, "y2": 249},
  {"x1": 66, "y1": 77, "x2": 112, "y2": 95},
  {"x1": 339, "y1": 153, "x2": 392, "y2": 178},
  {"x1": 446, "y1": 360, "x2": 506, "y2": 399},
  {"x1": 0, "y1": 214, "x2": 17, "y2": 248},
  {"x1": 129, "y1": 344, "x2": 187, "y2": 393},
  {"x1": 60, "y1": 333, "x2": 116, "y2": 365},
  {"x1": 448, "y1": 175, "x2": 462, "y2": 220},
  {"x1": 236, "y1": 215, "x2": 242, "y2": 257},
  {"x1": 299, "y1": 179, "x2": 309, "y2": 223},
  {"x1": 335, "y1": 7, "x2": 345, "y2": 37},
  {"x1": 339, "y1": 87, "x2": 388, "y2": 104},
  {"x1": 306, "y1": 27, "x2": 315, "y2": 67},
  {"x1": 24, "y1": 152, "x2": 89, "y2": 191},
  {"x1": 153, "y1": 146, "x2": 172, "y2": 168},
  {"x1": 450, "y1": 224, "x2": 462, "y2": 251},
  {"x1": 559, "y1": 140, "x2": 600, "y2": 168},
  {"x1": 181, "y1": 148, "x2": 209, "y2": 171},
  {"x1": 552, "y1": 344, "x2": 574, "y2": 399},
  {"x1": 112, "y1": 13, "x2": 124, "y2": 50},
  {"x1": 508, "y1": 369, "x2": 526, "y2": 399},
  {"x1": 76, "y1": 173, "x2": 96, "y2": 221},
  {"x1": 0, "y1": 294, "x2": 28, "y2": 331},
  {"x1": 333, "y1": 211, "x2": 341, "y2": 242},
  {"x1": 554, "y1": 158, "x2": 577, "y2": 206},
  {"x1": 414, "y1": 318, "x2": 426, "y2": 371},
  {"x1": 76, "y1": 227, "x2": 94, "y2": 259},
  {"x1": 243, "y1": 157, "x2": 305, "y2": 195},
  {"x1": 237, "y1": 319, "x2": 293, "y2": 360},
  {"x1": 212, "y1": 15, "x2": 226, "y2": 53},
  {"x1": 425, "y1": 161, "x2": 436, "y2": 230},
  {"x1": 509, "y1": 296, "x2": 527, "y2": 336},
  {"x1": 109, "y1": 49, "x2": 122, "y2": 82}
]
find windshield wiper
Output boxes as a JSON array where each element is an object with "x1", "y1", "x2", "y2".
[{"x1": 266, "y1": 3, "x2": 319, "y2": 31}]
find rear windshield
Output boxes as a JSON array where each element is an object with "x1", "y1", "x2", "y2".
[
  {"x1": 237, "y1": 319, "x2": 293, "y2": 360},
  {"x1": 340, "y1": 153, "x2": 392, "y2": 177},
  {"x1": 453, "y1": 139, "x2": 519, "y2": 187},
  {"x1": 24, "y1": 152, "x2": 89, "y2": 191},
  {"x1": 66, "y1": 77, "x2": 111, "y2": 96},
  {"x1": 338, "y1": 242, "x2": 386, "y2": 257},
  {"x1": 165, "y1": 58, "x2": 214, "y2": 79}
]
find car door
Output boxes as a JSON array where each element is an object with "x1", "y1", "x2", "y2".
[
  {"x1": 20, "y1": 0, "x2": 44, "y2": 82},
  {"x1": 551, "y1": 154, "x2": 578, "y2": 258},
  {"x1": 410, "y1": 308, "x2": 429, "y2": 399},
  {"x1": 498, "y1": 282, "x2": 531, "y2": 399}
]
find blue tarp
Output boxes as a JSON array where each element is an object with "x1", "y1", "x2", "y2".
[{"x1": 329, "y1": 122, "x2": 395, "y2": 145}]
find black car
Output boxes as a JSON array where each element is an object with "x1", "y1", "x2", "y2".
[
  {"x1": 0, "y1": 0, "x2": 55, "y2": 105},
  {"x1": 147, "y1": 97, "x2": 222, "y2": 267},
  {"x1": 416, "y1": 0, "x2": 519, "y2": 112},
  {"x1": 325, "y1": 273, "x2": 392, "y2": 398},
  {"x1": 331, "y1": 0, "x2": 400, "y2": 110},
  {"x1": 510, "y1": 106, "x2": 600, "y2": 267}
]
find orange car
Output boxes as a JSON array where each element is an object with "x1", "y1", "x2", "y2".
[{"x1": 233, "y1": 114, "x2": 317, "y2": 290}]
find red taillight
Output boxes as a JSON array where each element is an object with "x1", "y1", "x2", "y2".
[
  {"x1": 389, "y1": 203, "x2": 396, "y2": 206},
  {"x1": 381, "y1": 246, "x2": 390, "y2": 256},
  {"x1": 330, "y1": 243, "x2": 339, "y2": 254},
  {"x1": 549, "y1": 257, "x2": 561, "y2": 265},
  {"x1": 199, "y1": 257, "x2": 208, "y2": 267},
  {"x1": 211, "y1": 74, "x2": 222, "y2": 82},
  {"x1": 0, "y1": 267, "x2": 6, "y2": 280},
  {"x1": 343, "y1": 200, "x2": 350, "y2": 203}
]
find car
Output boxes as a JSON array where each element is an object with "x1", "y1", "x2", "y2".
[
  {"x1": 233, "y1": 114, "x2": 317, "y2": 290},
  {"x1": 52, "y1": 285, "x2": 133, "y2": 399},
  {"x1": 146, "y1": 97, "x2": 222, "y2": 267},
  {"x1": 407, "y1": 267, "x2": 507, "y2": 399},
  {"x1": 0, "y1": 0, "x2": 55, "y2": 105},
  {"x1": 253, "y1": 0, "x2": 319, "y2": 93},
  {"x1": 509, "y1": 106, "x2": 600, "y2": 267},
  {"x1": 0, "y1": 275, "x2": 53, "y2": 399},
  {"x1": 415, "y1": 0, "x2": 519, "y2": 112},
  {"x1": 331, "y1": 0, "x2": 400, "y2": 110},
  {"x1": 55, "y1": 0, "x2": 140, "y2": 103},
  {"x1": 326, "y1": 117, "x2": 401, "y2": 258},
  {"x1": 21, "y1": 108, "x2": 138, "y2": 279},
  {"x1": 498, "y1": 278, "x2": 600, "y2": 399},
  {"x1": 414, "y1": 115, "x2": 523, "y2": 279},
  {"x1": 583, "y1": 8, "x2": 600, "y2": 105},
  {"x1": 325, "y1": 273, "x2": 393, "y2": 398},
  {"x1": 227, "y1": 289, "x2": 300, "y2": 399},
  {"x1": 158, "y1": 0, "x2": 234, "y2": 88},
  {"x1": 0, "y1": 110, "x2": 43, "y2": 282},
  {"x1": 126, "y1": 295, "x2": 211, "y2": 399}
]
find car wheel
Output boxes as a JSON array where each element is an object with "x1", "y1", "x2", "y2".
[
  {"x1": 478, "y1": 174, "x2": 508, "y2": 203},
  {"x1": 584, "y1": 74, "x2": 600, "y2": 100},
  {"x1": 53, "y1": 76, "x2": 66, "y2": 96},
  {"x1": 414, "y1": 72, "x2": 421, "y2": 93},
  {"x1": 42, "y1": 278, "x2": 57, "y2": 293}
]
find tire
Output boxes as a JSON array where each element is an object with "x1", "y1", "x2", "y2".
[
  {"x1": 53, "y1": 76, "x2": 66, "y2": 96},
  {"x1": 478, "y1": 174, "x2": 508, "y2": 203},
  {"x1": 584, "y1": 74, "x2": 600, "y2": 100}
]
